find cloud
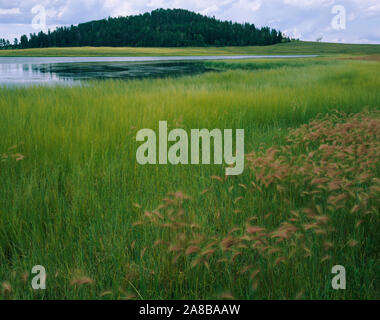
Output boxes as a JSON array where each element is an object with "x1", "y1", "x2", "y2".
[
  {"x1": 366, "y1": 3, "x2": 380, "y2": 16},
  {"x1": 0, "y1": 8, "x2": 21, "y2": 14},
  {"x1": 0, "y1": 0, "x2": 379, "y2": 44},
  {"x1": 200, "y1": 5, "x2": 219, "y2": 16},
  {"x1": 234, "y1": 0, "x2": 262, "y2": 12},
  {"x1": 283, "y1": 0, "x2": 334, "y2": 9}
]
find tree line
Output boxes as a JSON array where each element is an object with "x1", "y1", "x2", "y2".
[
  {"x1": 0, "y1": 38, "x2": 13, "y2": 49},
  {"x1": 3, "y1": 9, "x2": 290, "y2": 49}
]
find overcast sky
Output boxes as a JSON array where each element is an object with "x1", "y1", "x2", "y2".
[{"x1": 0, "y1": 0, "x2": 379, "y2": 44}]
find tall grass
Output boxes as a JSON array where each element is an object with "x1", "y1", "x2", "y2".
[{"x1": 0, "y1": 58, "x2": 379, "y2": 299}]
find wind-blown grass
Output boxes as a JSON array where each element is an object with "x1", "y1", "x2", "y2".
[
  {"x1": 0, "y1": 58, "x2": 379, "y2": 299},
  {"x1": 135, "y1": 110, "x2": 380, "y2": 299}
]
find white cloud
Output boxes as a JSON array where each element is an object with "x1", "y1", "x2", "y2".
[
  {"x1": 0, "y1": 0, "x2": 379, "y2": 44},
  {"x1": 366, "y1": 3, "x2": 380, "y2": 16},
  {"x1": 283, "y1": 27, "x2": 303, "y2": 39},
  {"x1": 104, "y1": 0, "x2": 135, "y2": 16},
  {"x1": 236, "y1": 0, "x2": 262, "y2": 12},
  {"x1": 283, "y1": 0, "x2": 334, "y2": 8},
  {"x1": 200, "y1": 5, "x2": 219, "y2": 16},
  {"x1": 0, "y1": 7, "x2": 21, "y2": 14}
]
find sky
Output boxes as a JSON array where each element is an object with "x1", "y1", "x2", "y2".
[{"x1": 0, "y1": 0, "x2": 379, "y2": 44}]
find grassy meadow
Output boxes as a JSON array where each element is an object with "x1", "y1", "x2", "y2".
[
  {"x1": 0, "y1": 54, "x2": 379, "y2": 299},
  {"x1": 1, "y1": 41, "x2": 380, "y2": 57}
]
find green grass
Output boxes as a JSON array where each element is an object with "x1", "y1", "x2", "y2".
[
  {"x1": 0, "y1": 57, "x2": 379, "y2": 299},
  {"x1": 205, "y1": 57, "x2": 332, "y2": 71},
  {"x1": 1, "y1": 41, "x2": 380, "y2": 57}
]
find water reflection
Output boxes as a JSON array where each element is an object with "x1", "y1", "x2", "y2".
[
  {"x1": 1, "y1": 62, "x2": 74, "y2": 86},
  {"x1": 39, "y1": 61, "x2": 215, "y2": 80},
  {"x1": 0, "y1": 55, "x2": 317, "y2": 86},
  {"x1": 0, "y1": 61, "x2": 216, "y2": 86}
]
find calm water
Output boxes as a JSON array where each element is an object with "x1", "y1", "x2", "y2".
[{"x1": 0, "y1": 55, "x2": 317, "y2": 86}]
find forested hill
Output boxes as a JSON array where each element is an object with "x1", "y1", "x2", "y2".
[{"x1": 16, "y1": 9, "x2": 289, "y2": 49}]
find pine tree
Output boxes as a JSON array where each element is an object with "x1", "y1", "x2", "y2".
[{"x1": 15, "y1": 9, "x2": 290, "y2": 49}]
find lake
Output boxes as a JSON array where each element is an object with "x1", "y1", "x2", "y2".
[{"x1": 0, "y1": 55, "x2": 317, "y2": 86}]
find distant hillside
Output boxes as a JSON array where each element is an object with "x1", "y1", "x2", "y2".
[{"x1": 15, "y1": 8, "x2": 288, "y2": 49}]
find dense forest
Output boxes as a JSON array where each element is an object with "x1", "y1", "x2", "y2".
[{"x1": 3, "y1": 9, "x2": 289, "y2": 49}]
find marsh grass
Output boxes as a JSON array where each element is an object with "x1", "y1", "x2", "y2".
[
  {"x1": 205, "y1": 58, "x2": 331, "y2": 71},
  {"x1": 0, "y1": 58, "x2": 379, "y2": 299}
]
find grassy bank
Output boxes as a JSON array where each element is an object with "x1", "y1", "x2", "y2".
[
  {"x1": 1, "y1": 41, "x2": 380, "y2": 57},
  {"x1": 0, "y1": 57, "x2": 379, "y2": 299}
]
